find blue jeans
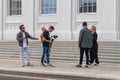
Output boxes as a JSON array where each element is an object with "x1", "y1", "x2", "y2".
[
  {"x1": 41, "y1": 45, "x2": 50, "y2": 64},
  {"x1": 20, "y1": 47, "x2": 30, "y2": 64}
]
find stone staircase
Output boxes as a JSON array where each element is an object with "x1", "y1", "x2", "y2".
[{"x1": 0, "y1": 41, "x2": 120, "y2": 64}]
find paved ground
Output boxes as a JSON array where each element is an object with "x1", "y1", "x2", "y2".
[
  {"x1": 0, "y1": 70, "x2": 111, "y2": 80},
  {"x1": 0, "y1": 59, "x2": 119, "y2": 80}
]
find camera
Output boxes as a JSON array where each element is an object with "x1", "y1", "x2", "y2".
[
  {"x1": 51, "y1": 35, "x2": 58, "y2": 41},
  {"x1": 49, "y1": 35, "x2": 58, "y2": 47}
]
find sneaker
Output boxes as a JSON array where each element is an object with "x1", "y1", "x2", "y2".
[
  {"x1": 94, "y1": 63, "x2": 98, "y2": 66},
  {"x1": 22, "y1": 64, "x2": 25, "y2": 67},
  {"x1": 85, "y1": 65, "x2": 89, "y2": 68},
  {"x1": 41, "y1": 63, "x2": 47, "y2": 67},
  {"x1": 47, "y1": 64, "x2": 55, "y2": 67},
  {"x1": 88, "y1": 63, "x2": 91, "y2": 65},
  {"x1": 75, "y1": 64, "x2": 82, "y2": 68},
  {"x1": 89, "y1": 63, "x2": 93, "y2": 65},
  {"x1": 26, "y1": 62, "x2": 33, "y2": 66}
]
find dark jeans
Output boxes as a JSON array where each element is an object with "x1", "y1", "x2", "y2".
[
  {"x1": 90, "y1": 46, "x2": 99, "y2": 64},
  {"x1": 79, "y1": 47, "x2": 89, "y2": 65},
  {"x1": 41, "y1": 45, "x2": 50, "y2": 64}
]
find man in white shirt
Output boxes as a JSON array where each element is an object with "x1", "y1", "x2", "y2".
[{"x1": 17, "y1": 25, "x2": 39, "y2": 67}]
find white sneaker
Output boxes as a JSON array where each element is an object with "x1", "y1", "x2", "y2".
[{"x1": 47, "y1": 64, "x2": 55, "y2": 67}]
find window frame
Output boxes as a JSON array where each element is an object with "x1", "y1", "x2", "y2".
[
  {"x1": 40, "y1": 0, "x2": 57, "y2": 15},
  {"x1": 7, "y1": 0, "x2": 22, "y2": 16},
  {"x1": 78, "y1": 0, "x2": 97, "y2": 14}
]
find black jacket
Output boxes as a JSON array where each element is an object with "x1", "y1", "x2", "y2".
[
  {"x1": 16, "y1": 31, "x2": 35, "y2": 47},
  {"x1": 91, "y1": 32, "x2": 98, "y2": 50}
]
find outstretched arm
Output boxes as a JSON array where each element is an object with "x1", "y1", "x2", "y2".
[{"x1": 27, "y1": 32, "x2": 39, "y2": 40}]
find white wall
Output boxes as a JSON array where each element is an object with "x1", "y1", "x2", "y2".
[
  {"x1": 0, "y1": 0, "x2": 118, "y2": 41},
  {"x1": 97, "y1": 0, "x2": 117, "y2": 40},
  {"x1": 22, "y1": 0, "x2": 34, "y2": 36},
  {"x1": 72, "y1": 0, "x2": 98, "y2": 40},
  {"x1": 3, "y1": 0, "x2": 34, "y2": 40},
  {"x1": 55, "y1": 0, "x2": 72, "y2": 40},
  {"x1": 2, "y1": 0, "x2": 22, "y2": 40},
  {"x1": 0, "y1": 0, "x2": 2, "y2": 40},
  {"x1": 36, "y1": 0, "x2": 72, "y2": 40},
  {"x1": 117, "y1": 0, "x2": 120, "y2": 39},
  {"x1": 73, "y1": 0, "x2": 117, "y2": 40}
]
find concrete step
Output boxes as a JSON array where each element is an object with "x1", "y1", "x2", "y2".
[
  {"x1": 0, "y1": 41, "x2": 120, "y2": 64},
  {"x1": 0, "y1": 53, "x2": 120, "y2": 64},
  {"x1": 0, "y1": 56, "x2": 120, "y2": 64}
]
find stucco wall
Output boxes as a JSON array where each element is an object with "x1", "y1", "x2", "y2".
[{"x1": 0, "y1": 0, "x2": 118, "y2": 41}]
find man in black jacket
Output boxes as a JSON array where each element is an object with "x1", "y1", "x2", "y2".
[
  {"x1": 16, "y1": 25, "x2": 39, "y2": 67},
  {"x1": 41, "y1": 26, "x2": 55, "y2": 67}
]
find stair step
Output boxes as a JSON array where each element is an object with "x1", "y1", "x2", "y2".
[{"x1": 0, "y1": 41, "x2": 119, "y2": 64}]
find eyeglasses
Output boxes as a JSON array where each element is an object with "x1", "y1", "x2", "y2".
[{"x1": 22, "y1": 27, "x2": 25, "y2": 29}]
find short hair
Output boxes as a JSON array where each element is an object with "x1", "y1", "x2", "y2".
[
  {"x1": 19, "y1": 25, "x2": 24, "y2": 30},
  {"x1": 82, "y1": 21, "x2": 87, "y2": 27},
  {"x1": 91, "y1": 25, "x2": 96, "y2": 32},
  {"x1": 49, "y1": 26, "x2": 55, "y2": 30}
]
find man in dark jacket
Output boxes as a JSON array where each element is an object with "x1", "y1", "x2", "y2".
[
  {"x1": 41, "y1": 26, "x2": 55, "y2": 67},
  {"x1": 16, "y1": 25, "x2": 38, "y2": 67},
  {"x1": 76, "y1": 22, "x2": 93, "y2": 68}
]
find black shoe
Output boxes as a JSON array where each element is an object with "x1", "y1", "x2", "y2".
[
  {"x1": 88, "y1": 63, "x2": 93, "y2": 65},
  {"x1": 75, "y1": 64, "x2": 82, "y2": 68}
]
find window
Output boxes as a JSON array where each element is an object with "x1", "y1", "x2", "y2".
[
  {"x1": 79, "y1": 0, "x2": 96, "y2": 13},
  {"x1": 8, "y1": 0, "x2": 22, "y2": 16},
  {"x1": 41, "y1": 0, "x2": 57, "y2": 14}
]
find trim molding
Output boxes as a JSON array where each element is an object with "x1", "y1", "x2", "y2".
[{"x1": 1, "y1": 0, "x2": 4, "y2": 40}]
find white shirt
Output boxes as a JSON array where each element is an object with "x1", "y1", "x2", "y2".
[{"x1": 22, "y1": 32, "x2": 28, "y2": 48}]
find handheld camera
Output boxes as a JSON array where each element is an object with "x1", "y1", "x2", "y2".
[{"x1": 50, "y1": 35, "x2": 58, "y2": 47}]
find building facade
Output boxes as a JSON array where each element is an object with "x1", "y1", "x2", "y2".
[{"x1": 0, "y1": 0, "x2": 119, "y2": 41}]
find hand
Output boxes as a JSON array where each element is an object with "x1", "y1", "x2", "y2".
[
  {"x1": 49, "y1": 40, "x2": 52, "y2": 43},
  {"x1": 35, "y1": 38, "x2": 39, "y2": 40},
  {"x1": 51, "y1": 40, "x2": 54, "y2": 43}
]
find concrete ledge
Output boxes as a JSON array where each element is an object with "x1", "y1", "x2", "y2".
[
  {"x1": 0, "y1": 59, "x2": 119, "y2": 80},
  {"x1": 0, "y1": 40, "x2": 120, "y2": 42}
]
